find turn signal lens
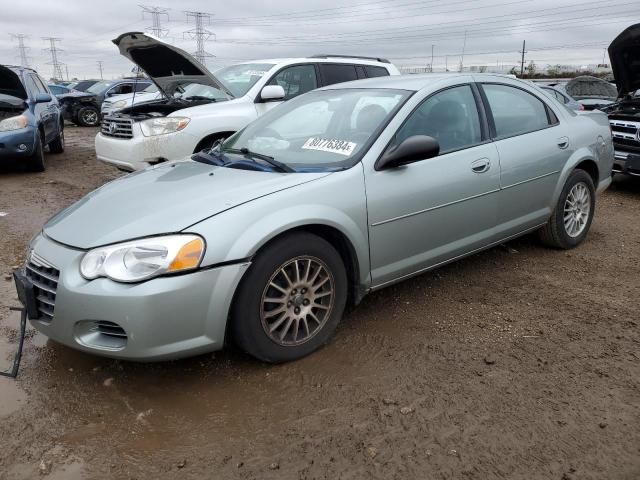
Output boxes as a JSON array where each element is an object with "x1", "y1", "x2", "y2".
[{"x1": 168, "y1": 238, "x2": 205, "y2": 271}]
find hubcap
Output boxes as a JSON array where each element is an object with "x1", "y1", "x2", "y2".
[
  {"x1": 260, "y1": 256, "x2": 335, "y2": 346},
  {"x1": 83, "y1": 110, "x2": 98, "y2": 124},
  {"x1": 563, "y1": 182, "x2": 591, "y2": 237}
]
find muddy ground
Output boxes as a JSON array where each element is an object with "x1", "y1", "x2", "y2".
[{"x1": 0, "y1": 126, "x2": 639, "y2": 480}]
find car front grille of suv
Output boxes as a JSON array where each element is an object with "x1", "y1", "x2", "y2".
[
  {"x1": 101, "y1": 116, "x2": 134, "y2": 139},
  {"x1": 610, "y1": 119, "x2": 640, "y2": 157},
  {"x1": 25, "y1": 253, "x2": 60, "y2": 323}
]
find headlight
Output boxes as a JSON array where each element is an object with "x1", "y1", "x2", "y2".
[
  {"x1": 139, "y1": 116, "x2": 190, "y2": 137},
  {"x1": 80, "y1": 234, "x2": 205, "y2": 283},
  {"x1": 0, "y1": 115, "x2": 28, "y2": 132},
  {"x1": 111, "y1": 100, "x2": 128, "y2": 109}
]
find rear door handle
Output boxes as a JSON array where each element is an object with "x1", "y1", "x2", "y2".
[
  {"x1": 471, "y1": 158, "x2": 491, "y2": 173},
  {"x1": 557, "y1": 137, "x2": 570, "y2": 149}
]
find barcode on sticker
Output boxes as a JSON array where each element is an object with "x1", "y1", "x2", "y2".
[{"x1": 301, "y1": 137, "x2": 357, "y2": 156}]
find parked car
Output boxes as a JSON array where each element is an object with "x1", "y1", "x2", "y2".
[
  {"x1": 96, "y1": 32, "x2": 400, "y2": 171},
  {"x1": 539, "y1": 85, "x2": 584, "y2": 111},
  {"x1": 100, "y1": 83, "x2": 161, "y2": 116},
  {"x1": 604, "y1": 23, "x2": 640, "y2": 177},
  {"x1": 56, "y1": 90, "x2": 102, "y2": 127},
  {"x1": 556, "y1": 76, "x2": 617, "y2": 111},
  {"x1": 86, "y1": 77, "x2": 152, "y2": 112},
  {"x1": 15, "y1": 73, "x2": 613, "y2": 362},
  {"x1": 0, "y1": 65, "x2": 64, "y2": 171}
]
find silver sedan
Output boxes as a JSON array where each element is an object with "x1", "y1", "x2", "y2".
[{"x1": 16, "y1": 74, "x2": 614, "y2": 362}]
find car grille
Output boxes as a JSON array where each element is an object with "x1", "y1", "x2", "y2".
[
  {"x1": 610, "y1": 119, "x2": 640, "y2": 151},
  {"x1": 101, "y1": 116, "x2": 133, "y2": 139},
  {"x1": 25, "y1": 253, "x2": 59, "y2": 323}
]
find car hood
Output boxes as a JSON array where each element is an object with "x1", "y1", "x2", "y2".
[
  {"x1": 0, "y1": 65, "x2": 28, "y2": 100},
  {"x1": 43, "y1": 160, "x2": 329, "y2": 249},
  {"x1": 609, "y1": 23, "x2": 640, "y2": 97},
  {"x1": 113, "y1": 32, "x2": 234, "y2": 99},
  {"x1": 564, "y1": 76, "x2": 618, "y2": 101}
]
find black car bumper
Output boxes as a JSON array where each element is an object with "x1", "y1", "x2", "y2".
[{"x1": 612, "y1": 150, "x2": 640, "y2": 176}]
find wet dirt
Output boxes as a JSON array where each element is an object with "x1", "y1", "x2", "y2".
[{"x1": 0, "y1": 126, "x2": 639, "y2": 479}]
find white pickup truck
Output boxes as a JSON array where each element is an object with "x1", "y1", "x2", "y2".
[{"x1": 95, "y1": 32, "x2": 400, "y2": 171}]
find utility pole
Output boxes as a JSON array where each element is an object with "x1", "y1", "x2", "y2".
[
  {"x1": 10, "y1": 34, "x2": 30, "y2": 67},
  {"x1": 519, "y1": 40, "x2": 527, "y2": 76},
  {"x1": 430, "y1": 44, "x2": 435, "y2": 72},
  {"x1": 459, "y1": 31, "x2": 467, "y2": 72},
  {"x1": 65, "y1": 65, "x2": 69, "y2": 81},
  {"x1": 601, "y1": 48, "x2": 607, "y2": 65},
  {"x1": 42, "y1": 37, "x2": 65, "y2": 81},
  {"x1": 184, "y1": 11, "x2": 215, "y2": 66},
  {"x1": 97, "y1": 61, "x2": 104, "y2": 79},
  {"x1": 140, "y1": 5, "x2": 169, "y2": 37}
]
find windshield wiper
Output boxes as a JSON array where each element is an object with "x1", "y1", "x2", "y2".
[
  {"x1": 191, "y1": 150, "x2": 225, "y2": 166},
  {"x1": 183, "y1": 96, "x2": 217, "y2": 102},
  {"x1": 226, "y1": 147, "x2": 295, "y2": 173}
]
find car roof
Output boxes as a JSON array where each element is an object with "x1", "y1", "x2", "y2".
[
  {"x1": 1, "y1": 64, "x2": 38, "y2": 75},
  {"x1": 234, "y1": 57, "x2": 393, "y2": 68},
  {"x1": 317, "y1": 72, "x2": 527, "y2": 92}
]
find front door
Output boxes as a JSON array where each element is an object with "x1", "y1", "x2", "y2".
[
  {"x1": 365, "y1": 84, "x2": 501, "y2": 286},
  {"x1": 255, "y1": 64, "x2": 319, "y2": 116}
]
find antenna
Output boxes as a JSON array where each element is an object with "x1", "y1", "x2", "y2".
[
  {"x1": 140, "y1": 5, "x2": 170, "y2": 37},
  {"x1": 183, "y1": 11, "x2": 215, "y2": 66},
  {"x1": 10, "y1": 34, "x2": 30, "y2": 67},
  {"x1": 42, "y1": 37, "x2": 65, "y2": 81}
]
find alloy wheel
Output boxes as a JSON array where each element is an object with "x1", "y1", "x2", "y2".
[{"x1": 563, "y1": 182, "x2": 591, "y2": 237}]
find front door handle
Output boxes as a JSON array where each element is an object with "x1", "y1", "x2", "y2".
[
  {"x1": 471, "y1": 158, "x2": 491, "y2": 173},
  {"x1": 557, "y1": 136, "x2": 570, "y2": 149}
]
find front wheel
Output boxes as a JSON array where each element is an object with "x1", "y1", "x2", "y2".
[
  {"x1": 76, "y1": 106, "x2": 100, "y2": 127},
  {"x1": 49, "y1": 128, "x2": 65, "y2": 154},
  {"x1": 538, "y1": 169, "x2": 595, "y2": 249},
  {"x1": 230, "y1": 232, "x2": 348, "y2": 363}
]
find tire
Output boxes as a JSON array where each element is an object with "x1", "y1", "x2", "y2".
[
  {"x1": 76, "y1": 106, "x2": 100, "y2": 127},
  {"x1": 49, "y1": 127, "x2": 64, "y2": 154},
  {"x1": 538, "y1": 169, "x2": 595, "y2": 249},
  {"x1": 230, "y1": 232, "x2": 348, "y2": 363},
  {"x1": 28, "y1": 133, "x2": 45, "y2": 172}
]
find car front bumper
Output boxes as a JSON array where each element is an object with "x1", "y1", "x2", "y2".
[
  {"x1": 95, "y1": 127, "x2": 198, "y2": 171},
  {"x1": 0, "y1": 127, "x2": 38, "y2": 160},
  {"x1": 24, "y1": 233, "x2": 250, "y2": 361},
  {"x1": 612, "y1": 148, "x2": 640, "y2": 177}
]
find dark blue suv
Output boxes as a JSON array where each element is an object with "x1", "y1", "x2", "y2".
[{"x1": 0, "y1": 65, "x2": 64, "y2": 171}]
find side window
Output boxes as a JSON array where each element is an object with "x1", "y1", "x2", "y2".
[
  {"x1": 395, "y1": 85, "x2": 483, "y2": 154},
  {"x1": 117, "y1": 83, "x2": 134, "y2": 94},
  {"x1": 482, "y1": 84, "x2": 553, "y2": 138},
  {"x1": 34, "y1": 75, "x2": 50, "y2": 93},
  {"x1": 134, "y1": 82, "x2": 150, "y2": 92},
  {"x1": 364, "y1": 66, "x2": 390, "y2": 78},
  {"x1": 49, "y1": 85, "x2": 64, "y2": 95},
  {"x1": 318, "y1": 64, "x2": 358, "y2": 86},
  {"x1": 268, "y1": 65, "x2": 318, "y2": 100},
  {"x1": 23, "y1": 75, "x2": 42, "y2": 98}
]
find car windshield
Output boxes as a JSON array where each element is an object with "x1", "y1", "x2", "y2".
[
  {"x1": 175, "y1": 82, "x2": 230, "y2": 101},
  {"x1": 87, "y1": 81, "x2": 114, "y2": 94},
  {"x1": 221, "y1": 88, "x2": 410, "y2": 171},
  {"x1": 215, "y1": 63, "x2": 275, "y2": 97},
  {"x1": 143, "y1": 84, "x2": 158, "y2": 93}
]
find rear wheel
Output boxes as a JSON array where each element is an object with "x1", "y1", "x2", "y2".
[
  {"x1": 76, "y1": 106, "x2": 100, "y2": 127},
  {"x1": 538, "y1": 169, "x2": 595, "y2": 249},
  {"x1": 28, "y1": 134, "x2": 45, "y2": 172},
  {"x1": 49, "y1": 127, "x2": 65, "y2": 154},
  {"x1": 231, "y1": 232, "x2": 347, "y2": 363}
]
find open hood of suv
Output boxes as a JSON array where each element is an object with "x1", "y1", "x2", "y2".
[
  {"x1": 0, "y1": 65, "x2": 28, "y2": 100},
  {"x1": 112, "y1": 32, "x2": 234, "y2": 99},
  {"x1": 609, "y1": 23, "x2": 640, "y2": 97}
]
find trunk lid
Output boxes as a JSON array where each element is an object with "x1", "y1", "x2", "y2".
[
  {"x1": 608, "y1": 23, "x2": 640, "y2": 97},
  {"x1": 112, "y1": 32, "x2": 235, "y2": 100}
]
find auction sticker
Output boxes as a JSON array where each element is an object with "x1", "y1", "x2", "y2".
[{"x1": 302, "y1": 137, "x2": 357, "y2": 156}]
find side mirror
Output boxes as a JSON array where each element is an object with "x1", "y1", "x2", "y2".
[
  {"x1": 260, "y1": 85, "x2": 285, "y2": 102},
  {"x1": 376, "y1": 135, "x2": 440, "y2": 170},
  {"x1": 34, "y1": 93, "x2": 52, "y2": 104}
]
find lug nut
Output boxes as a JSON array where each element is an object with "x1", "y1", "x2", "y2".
[
  {"x1": 294, "y1": 307, "x2": 300, "y2": 314},
  {"x1": 303, "y1": 299, "x2": 310, "y2": 306},
  {"x1": 301, "y1": 288, "x2": 307, "y2": 294},
  {"x1": 287, "y1": 301, "x2": 292, "y2": 307},
  {"x1": 292, "y1": 289, "x2": 297, "y2": 294}
]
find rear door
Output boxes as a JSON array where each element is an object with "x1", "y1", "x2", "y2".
[{"x1": 479, "y1": 82, "x2": 570, "y2": 234}]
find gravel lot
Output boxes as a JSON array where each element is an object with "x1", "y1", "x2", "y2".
[{"x1": 0, "y1": 126, "x2": 639, "y2": 480}]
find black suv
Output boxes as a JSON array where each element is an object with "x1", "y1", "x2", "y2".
[{"x1": 0, "y1": 65, "x2": 64, "y2": 171}]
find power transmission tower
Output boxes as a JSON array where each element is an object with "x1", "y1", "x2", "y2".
[
  {"x1": 519, "y1": 40, "x2": 527, "y2": 76},
  {"x1": 184, "y1": 11, "x2": 215, "y2": 65},
  {"x1": 97, "y1": 61, "x2": 104, "y2": 79},
  {"x1": 10, "y1": 34, "x2": 30, "y2": 67},
  {"x1": 140, "y1": 5, "x2": 169, "y2": 37},
  {"x1": 42, "y1": 37, "x2": 65, "y2": 81}
]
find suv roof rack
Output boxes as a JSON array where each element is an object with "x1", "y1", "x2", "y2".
[{"x1": 310, "y1": 54, "x2": 390, "y2": 64}]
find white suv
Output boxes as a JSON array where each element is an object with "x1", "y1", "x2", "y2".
[{"x1": 96, "y1": 32, "x2": 400, "y2": 171}]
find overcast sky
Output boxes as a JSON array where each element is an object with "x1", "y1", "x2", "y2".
[{"x1": 0, "y1": 0, "x2": 636, "y2": 80}]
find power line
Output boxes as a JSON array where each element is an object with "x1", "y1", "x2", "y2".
[
  {"x1": 140, "y1": 5, "x2": 169, "y2": 37},
  {"x1": 10, "y1": 34, "x2": 30, "y2": 67},
  {"x1": 42, "y1": 37, "x2": 65, "y2": 81},
  {"x1": 183, "y1": 11, "x2": 215, "y2": 65}
]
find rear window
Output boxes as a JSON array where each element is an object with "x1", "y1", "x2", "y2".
[
  {"x1": 364, "y1": 66, "x2": 389, "y2": 78},
  {"x1": 319, "y1": 64, "x2": 358, "y2": 86}
]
